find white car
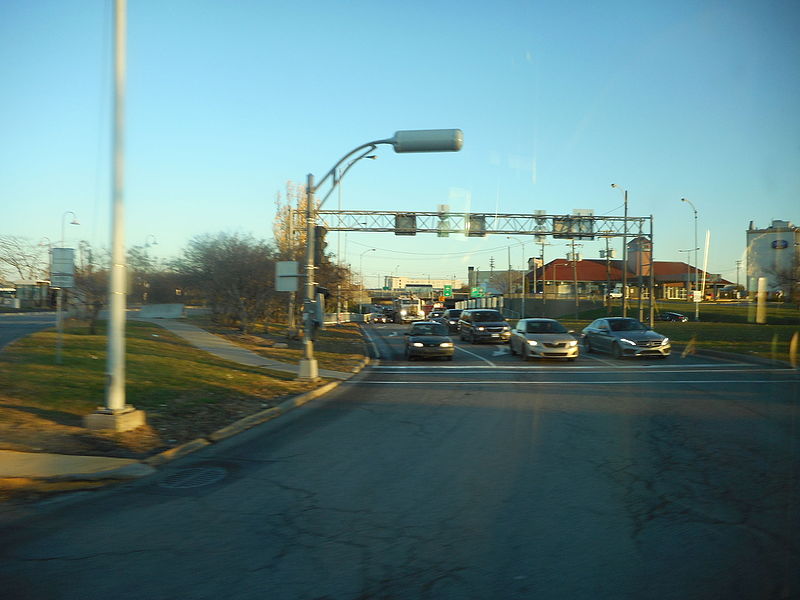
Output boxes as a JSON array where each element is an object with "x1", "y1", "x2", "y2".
[{"x1": 509, "y1": 318, "x2": 579, "y2": 361}]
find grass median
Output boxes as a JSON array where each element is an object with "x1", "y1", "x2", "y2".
[{"x1": 0, "y1": 318, "x2": 365, "y2": 462}]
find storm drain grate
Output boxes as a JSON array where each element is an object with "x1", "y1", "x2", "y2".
[{"x1": 158, "y1": 467, "x2": 228, "y2": 489}]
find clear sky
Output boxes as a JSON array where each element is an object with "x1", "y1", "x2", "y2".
[{"x1": 3, "y1": 0, "x2": 798, "y2": 288}]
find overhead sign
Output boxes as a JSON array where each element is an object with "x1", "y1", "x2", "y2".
[
  {"x1": 395, "y1": 214, "x2": 417, "y2": 236},
  {"x1": 552, "y1": 216, "x2": 595, "y2": 240},
  {"x1": 443, "y1": 285, "x2": 452, "y2": 297},
  {"x1": 50, "y1": 248, "x2": 75, "y2": 288},
  {"x1": 470, "y1": 286, "x2": 484, "y2": 298},
  {"x1": 275, "y1": 261, "x2": 299, "y2": 292}
]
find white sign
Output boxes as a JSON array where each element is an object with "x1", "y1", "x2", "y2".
[
  {"x1": 275, "y1": 261, "x2": 299, "y2": 292},
  {"x1": 692, "y1": 290, "x2": 702, "y2": 303},
  {"x1": 51, "y1": 248, "x2": 75, "y2": 288}
]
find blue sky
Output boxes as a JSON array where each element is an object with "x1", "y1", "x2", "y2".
[{"x1": 2, "y1": 0, "x2": 798, "y2": 288}]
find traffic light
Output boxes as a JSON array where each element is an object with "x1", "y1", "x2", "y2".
[{"x1": 314, "y1": 225, "x2": 327, "y2": 264}]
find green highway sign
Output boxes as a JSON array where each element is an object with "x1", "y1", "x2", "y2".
[
  {"x1": 470, "y1": 286, "x2": 484, "y2": 298},
  {"x1": 443, "y1": 285, "x2": 452, "y2": 297}
]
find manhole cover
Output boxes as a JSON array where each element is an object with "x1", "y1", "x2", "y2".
[{"x1": 158, "y1": 467, "x2": 227, "y2": 489}]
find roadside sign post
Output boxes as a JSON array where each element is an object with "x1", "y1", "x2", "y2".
[
  {"x1": 276, "y1": 261, "x2": 300, "y2": 332},
  {"x1": 51, "y1": 248, "x2": 75, "y2": 365}
]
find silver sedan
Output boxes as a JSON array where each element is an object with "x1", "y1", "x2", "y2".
[{"x1": 509, "y1": 318, "x2": 579, "y2": 361}]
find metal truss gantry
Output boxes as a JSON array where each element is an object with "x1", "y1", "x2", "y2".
[{"x1": 316, "y1": 210, "x2": 651, "y2": 239}]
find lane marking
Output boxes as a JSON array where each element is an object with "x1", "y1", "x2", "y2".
[
  {"x1": 347, "y1": 379, "x2": 800, "y2": 386},
  {"x1": 369, "y1": 364, "x2": 775, "y2": 372},
  {"x1": 454, "y1": 346, "x2": 496, "y2": 366}
]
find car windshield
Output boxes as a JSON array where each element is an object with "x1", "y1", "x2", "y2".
[
  {"x1": 609, "y1": 319, "x2": 647, "y2": 332},
  {"x1": 472, "y1": 312, "x2": 503, "y2": 322},
  {"x1": 447, "y1": 310, "x2": 461, "y2": 318},
  {"x1": 411, "y1": 323, "x2": 448, "y2": 336},
  {"x1": 526, "y1": 321, "x2": 567, "y2": 334}
]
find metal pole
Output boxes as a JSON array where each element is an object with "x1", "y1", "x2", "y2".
[
  {"x1": 694, "y1": 207, "x2": 699, "y2": 321},
  {"x1": 287, "y1": 207, "x2": 296, "y2": 332},
  {"x1": 520, "y1": 243, "x2": 526, "y2": 319},
  {"x1": 572, "y1": 240, "x2": 579, "y2": 319},
  {"x1": 622, "y1": 189, "x2": 628, "y2": 317},
  {"x1": 604, "y1": 237, "x2": 611, "y2": 314},
  {"x1": 648, "y1": 216, "x2": 655, "y2": 328},
  {"x1": 56, "y1": 288, "x2": 63, "y2": 364},
  {"x1": 299, "y1": 173, "x2": 319, "y2": 380},
  {"x1": 105, "y1": 0, "x2": 127, "y2": 412}
]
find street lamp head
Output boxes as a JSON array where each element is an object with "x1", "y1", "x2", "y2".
[{"x1": 390, "y1": 129, "x2": 463, "y2": 153}]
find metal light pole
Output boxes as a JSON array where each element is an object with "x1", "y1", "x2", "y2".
[
  {"x1": 506, "y1": 237, "x2": 525, "y2": 317},
  {"x1": 85, "y1": 0, "x2": 144, "y2": 432},
  {"x1": 298, "y1": 129, "x2": 463, "y2": 380},
  {"x1": 359, "y1": 248, "x2": 376, "y2": 293},
  {"x1": 60, "y1": 211, "x2": 80, "y2": 247},
  {"x1": 611, "y1": 184, "x2": 628, "y2": 316},
  {"x1": 681, "y1": 198, "x2": 700, "y2": 320}
]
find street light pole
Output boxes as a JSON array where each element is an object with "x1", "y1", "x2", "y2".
[
  {"x1": 360, "y1": 248, "x2": 376, "y2": 293},
  {"x1": 60, "y1": 211, "x2": 80, "y2": 247},
  {"x1": 681, "y1": 198, "x2": 700, "y2": 321},
  {"x1": 298, "y1": 129, "x2": 463, "y2": 381},
  {"x1": 611, "y1": 184, "x2": 628, "y2": 317}
]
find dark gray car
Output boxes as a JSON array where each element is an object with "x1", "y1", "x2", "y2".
[
  {"x1": 581, "y1": 317, "x2": 670, "y2": 358},
  {"x1": 432, "y1": 308, "x2": 462, "y2": 333},
  {"x1": 457, "y1": 309, "x2": 511, "y2": 344}
]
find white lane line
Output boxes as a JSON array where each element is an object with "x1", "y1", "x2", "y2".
[
  {"x1": 454, "y1": 346, "x2": 496, "y2": 366},
  {"x1": 349, "y1": 379, "x2": 800, "y2": 385},
  {"x1": 360, "y1": 326, "x2": 381, "y2": 359},
  {"x1": 369, "y1": 364, "x2": 777, "y2": 372},
  {"x1": 581, "y1": 353, "x2": 618, "y2": 367}
]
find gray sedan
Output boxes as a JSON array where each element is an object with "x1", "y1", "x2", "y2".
[{"x1": 581, "y1": 317, "x2": 670, "y2": 359}]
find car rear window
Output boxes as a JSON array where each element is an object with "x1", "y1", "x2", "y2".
[
  {"x1": 526, "y1": 321, "x2": 567, "y2": 334},
  {"x1": 472, "y1": 311, "x2": 504, "y2": 322},
  {"x1": 411, "y1": 323, "x2": 448, "y2": 336}
]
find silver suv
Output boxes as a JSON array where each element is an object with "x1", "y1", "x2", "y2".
[{"x1": 458, "y1": 309, "x2": 511, "y2": 344}]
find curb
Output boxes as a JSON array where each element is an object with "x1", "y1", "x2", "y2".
[{"x1": 141, "y1": 356, "x2": 371, "y2": 468}]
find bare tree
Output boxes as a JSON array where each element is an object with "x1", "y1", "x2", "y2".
[
  {"x1": 174, "y1": 232, "x2": 279, "y2": 332},
  {"x1": 0, "y1": 235, "x2": 47, "y2": 282}
]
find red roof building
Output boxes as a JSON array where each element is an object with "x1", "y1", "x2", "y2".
[{"x1": 529, "y1": 257, "x2": 732, "y2": 300}]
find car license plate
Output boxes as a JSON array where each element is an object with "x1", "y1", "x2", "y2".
[{"x1": 491, "y1": 333, "x2": 499, "y2": 337}]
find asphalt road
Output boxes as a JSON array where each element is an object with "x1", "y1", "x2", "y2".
[
  {"x1": 1, "y1": 323, "x2": 798, "y2": 599},
  {"x1": 0, "y1": 312, "x2": 55, "y2": 349}
]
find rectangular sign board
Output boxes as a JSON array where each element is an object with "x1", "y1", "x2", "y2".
[
  {"x1": 275, "y1": 261, "x2": 299, "y2": 292},
  {"x1": 50, "y1": 248, "x2": 75, "y2": 288}
]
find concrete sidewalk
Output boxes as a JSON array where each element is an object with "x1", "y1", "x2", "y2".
[
  {"x1": 0, "y1": 450, "x2": 155, "y2": 481},
  {"x1": 138, "y1": 318, "x2": 354, "y2": 379},
  {"x1": 0, "y1": 319, "x2": 367, "y2": 492}
]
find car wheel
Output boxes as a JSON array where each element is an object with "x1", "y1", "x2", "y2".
[
  {"x1": 612, "y1": 343, "x2": 623, "y2": 359},
  {"x1": 469, "y1": 331, "x2": 477, "y2": 344},
  {"x1": 583, "y1": 338, "x2": 593, "y2": 353},
  {"x1": 509, "y1": 341, "x2": 517, "y2": 355},
  {"x1": 521, "y1": 346, "x2": 529, "y2": 361}
]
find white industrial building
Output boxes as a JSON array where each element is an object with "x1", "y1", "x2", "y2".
[{"x1": 746, "y1": 219, "x2": 799, "y2": 299}]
